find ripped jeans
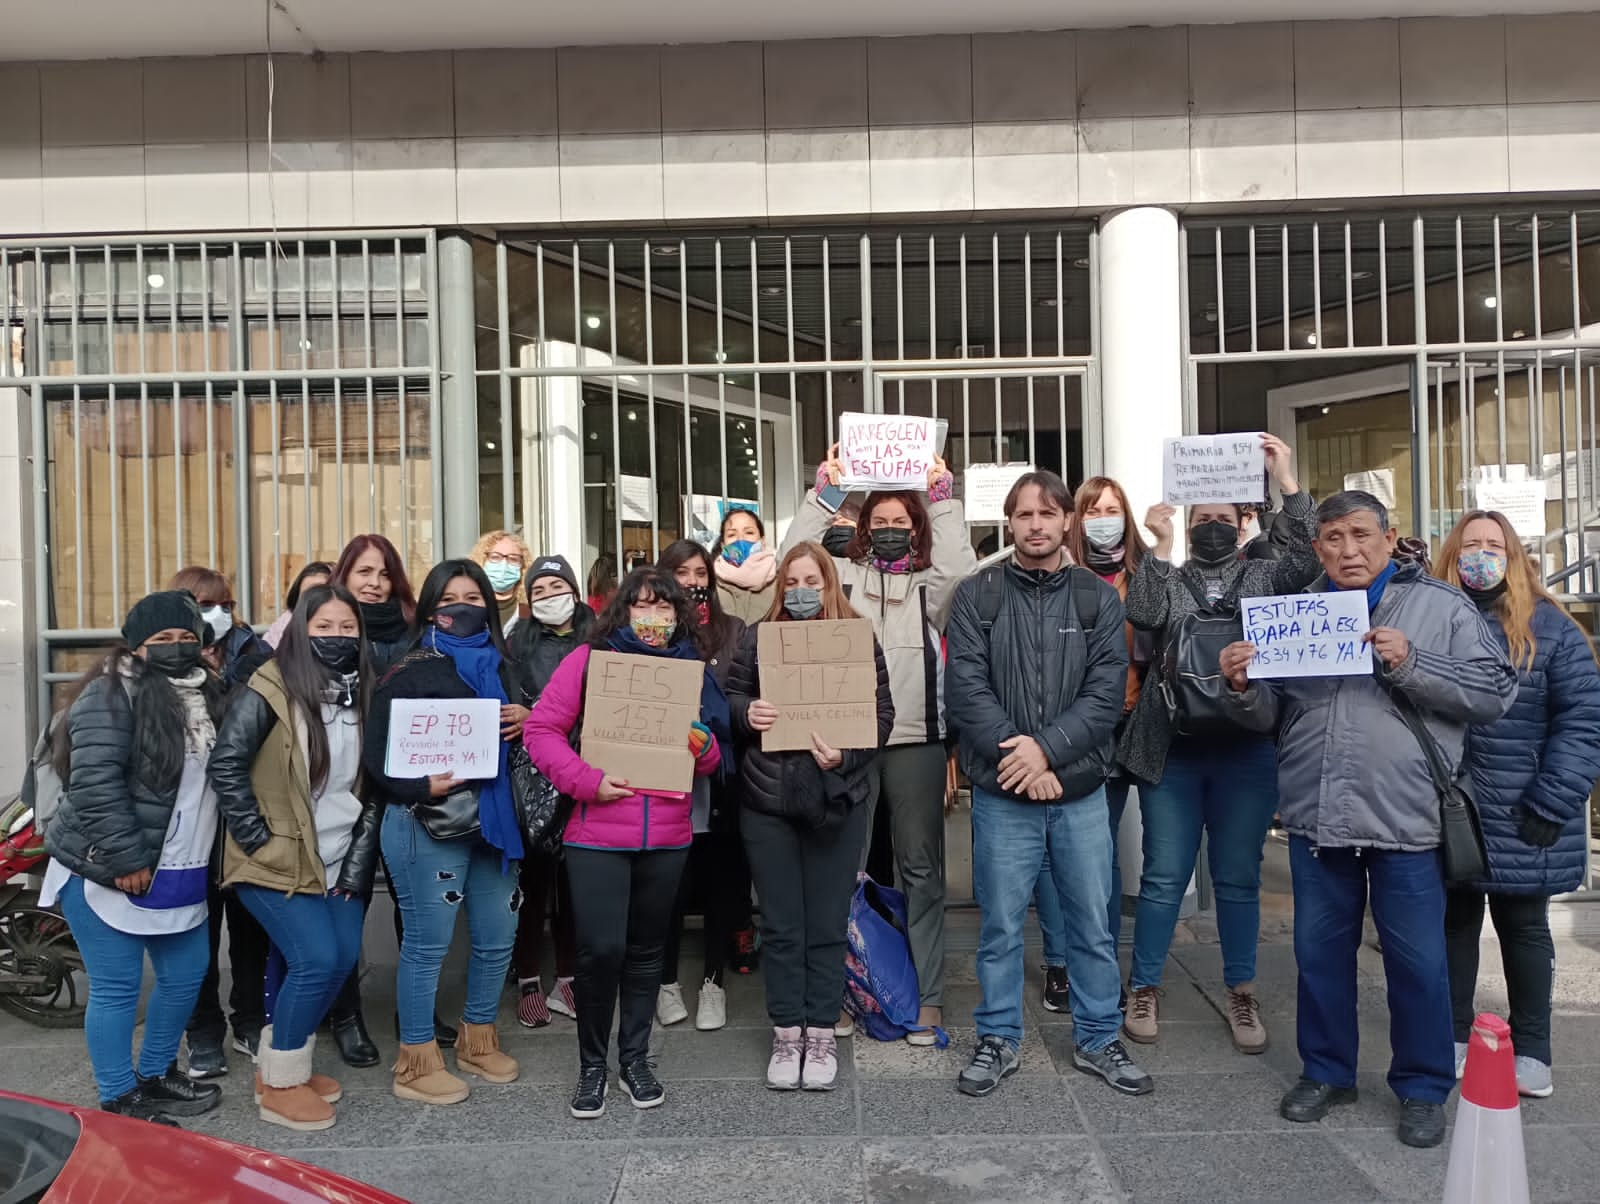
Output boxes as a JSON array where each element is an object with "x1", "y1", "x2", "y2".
[{"x1": 381, "y1": 804, "x2": 521, "y2": 1046}]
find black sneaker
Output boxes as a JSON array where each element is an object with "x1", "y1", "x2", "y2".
[
  {"x1": 620, "y1": 1059, "x2": 666, "y2": 1110},
  {"x1": 136, "y1": 1063, "x2": 222, "y2": 1117},
  {"x1": 1279, "y1": 1077, "x2": 1359, "y2": 1123},
  {"x1": 102, "y1": 1086, "x2": 181, "y2": 1126},
  {"x1": 231, "y1": 1029, "x2": 260, "y2": 1061},
  {"x1": 1041, "y1": 965, "x2": 1070, "y2": 1014},
  {"x1": 570, "y1": 1066, "x2": 609, "y2": 1119},
  {"x1": 185, "y1": 1033, "x2": 227, "y2": 1079},
  {"x1": 1072, "y1": 1039, "x2": 1154, "y2": 1096},
  {"x1": 1397, "y1": 1099, "x2": 1446, "y2": 1148},
  {"x1": 956, "y1": 1035, "x2": 1020, "y2": 1098}
]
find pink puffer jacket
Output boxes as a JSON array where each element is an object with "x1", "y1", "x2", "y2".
[{"x1": 522, "y1": 644, "x2": 720, "y2": 851}]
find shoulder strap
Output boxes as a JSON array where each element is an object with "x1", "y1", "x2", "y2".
[
  {"x1": 1067, "y1": 566, "x2": 1102, "y2": 631},
  {"x1": 976, "y1": 567, "x2": 1003, "y2": 633},
  {"x1": 842, "y1": 583, "x2": 853, "y2": 601},
  {"x1": 1381, "y1": 676, "x2": 1455, "y2": 793}
]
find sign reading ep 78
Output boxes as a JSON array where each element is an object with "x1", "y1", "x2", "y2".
[
  {"x1": 758, "y1": 618, "x2": 878, "y2": 752},
  {"x1": 384, "y1": 697, "x2": 503, "y2": 779},
  {"x1": 1243, "y1": 592, "x2": 1373, "y2": 680},
  {"x1": 580, "y1": 651, "x2": 705, "y2": 795}
]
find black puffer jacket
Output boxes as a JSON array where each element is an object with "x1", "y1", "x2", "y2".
[
  {"x1": 726, "y1": 622, "x2": 894, "y2": 829},
  {"x1": 507, "y1": 605, "x2": 595, "y2": 706},
  {"x1": 945, "y1": 560, "x2": 1128, "y2": 802},
  {"x1": 45, "y1": 666, "x2": 213, "y2": 887}
]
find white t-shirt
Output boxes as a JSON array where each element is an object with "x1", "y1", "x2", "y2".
[
  {"x1": 311, "y1": 700, "x2": 364, "y2": 888},
  {"x1": 42, "y1": 753, "x2": 216, "y2": 936}
]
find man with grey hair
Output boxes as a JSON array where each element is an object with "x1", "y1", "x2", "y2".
[{"x1": 1217, "y1": 489, "x2": 1515, "y2": 1149}]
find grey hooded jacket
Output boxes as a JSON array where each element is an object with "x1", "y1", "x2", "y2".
[{"x1": 1222, "y1": 560, "x2": 1516, "y2": 852}]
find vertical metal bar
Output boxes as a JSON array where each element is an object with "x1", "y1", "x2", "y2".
[
  {"x1": 645, "y1": 242, "x2": 660, "y2": 558},
  {"x1": 894, "y1": 235, "x2": 906, "y2": 412},
  {"x1": 784, "y1": 238, "x2": 799, "y2": 507},
  {"x1": 1378, "y1": 220, "x2": 1389, "y2": 347},
  {"x1": 822, "y1": 237, "x2": 834, "y2": 435},
  {"x1": 1571, "y1": 211, "x2": 1583, "y2": 349},
  {"x1": 1213, "y1": 226, "x2": 1226, "y2": 354},
  {"x1": 1573, "y1": 358, "x2": 1587, "y2": 553},
  {"x1": 1311, "y1": 223, "x2": 1323, "y2": 349},
  {"x1": 1454, "y1": 216, "x2": 1467, "y2": 348},
  {"x1": 229, "y1": 244, "x2": 252, "y2": 616},
  {"x1": 860, "y1": 232, "x2": 875, "y2": 418},
  {"x1": 327, "y1": 240, "x2": 344, "y2": 551},
  {"x1": 31, "y1": 377, "x2": 49, "y2": 723},
  {"x1": 748, "y1": 236, "x2": 763, "y2": 525},
  {"x1": 1023, "y1": 233, "x2": 1036, "y2": 464},
  {"x1": 1413, "y1": 215, "x2": 1432, "y2": 542},
  {"x1": 1280, "y1": 224, "x2": 1290, "y2": 351},
  {"x1": 1247, "y1": 225, "x2": 1258, "y2": 353},
  {"x1": 396, "y1": 238, "x2": 410, "y2": 559},
  {"x1": 1558, "y1": 368, "x2": 1571, "y2": 541},
  {"x1": 298, "y1": 241, "x2": 311, "y2": 581},
  {"x1": 426, "y1": 232, "x2": 450, "y2": 563},
  {"x1": 991, "y1": 233, "x2": 1002, "y2": 460},
  {"x1": 1461, "y1": 353, "x2": 1474, "y2": 489},
  {"x1": 681, "y1": 239, "x2": 693, "y2": 541},
  {"x1": 1343, "y1": 220, "x2": 1354, "y2": 349},
  {"x1": 715, "y1": 239, "x2": 729, "y2": 502},
  {"x1": 169, "y1": 243, "x2": 184, "y2": 570},
  {"x1": 108, "y1": 379, "x2": 122, "y2": 619},
  {"x1": 200, "y1": 243, "x2": 217, "y2": 566},
  {"x1": 0, "y1": 248, "x2": 10, "y2": 380},
  {"x1": 135, "y1": 245, "x2": 153, "y2": 595},
  {"x1": 497, "y1": 242, "x2": 514, "y2": 534},
  {"x1": 534, "y1": 242, "x2": 548, "y2": 548},
  {"x1": 608, "y1": 242, "x2": 624, "y2": 569},
  {"x1": 959, "y1": 235, "x2": 970, "y2": 474},
  {"x1": 362, "y1": 241, "x2": 377, "y2": 532},
  {"x1": 1435, "y1": 367, "x2": 1446, "y2": 536},
  {"x1": 1058, "y1": 230, "x2": 1069, "y2": 474}
]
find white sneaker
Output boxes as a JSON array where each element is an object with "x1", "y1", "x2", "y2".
[
  {"x1": 767, "y1": 1026, "x2": 803, "y2": 1090},
  {"x1": 834, "y1": 1010, "x2": 855, "y2": 1038},
  {"x1": 802, "y1": 1027, "x2": 839, "y2": 1091},
  {"x1": 1515, "y1": 1055, "x2": 1553, "y2": 1098},
  {"x1": 1454, "y1": 1041, "x2": 1469, "y2": 1079},
  {"x1": 656, "y1": 983, "x2": 689, "y2": 1026},
  {"x1": 695, "y1": 980, "x2": 726, "y2": 1031}
]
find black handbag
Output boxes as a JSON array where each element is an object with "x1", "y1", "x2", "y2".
[
  {"x1": 410, "y1": 786, "x2": 481, "y2": 842},
  {"x1": 509, "y1": 741, "x2": 573, "y2": 858},
  {"x1": 1158, "y1": 572, "x2": 1246, "y2": 739},
  {"x1": 1385, "y1": 683, "x2": 1488, "y2": 884}
]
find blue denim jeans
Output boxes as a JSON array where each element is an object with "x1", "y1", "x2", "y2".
[
  {"x1": 237, "y1": 885, "x2": 364, "y2": 1052},
  {"x1": 1129, "y1": 738, "x2": 1278, "y2": 990},
  {"x1": 1036, "y1": 776, "x2": 1130, "y2": 965},
  {"x1": 971, "y1": 785, "x2": 1120, "y2": 1052},
  {"x1": 381, "y1": 805, "x2": 521, "y2": 1045},
  {"x1": 1290, "y1": 836, "x2": 1455, "y2": 1104},
  {"x1": 57, "y1": 875, "x2": 210, "y2": 1103}
]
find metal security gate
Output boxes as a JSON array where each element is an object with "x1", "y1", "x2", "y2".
[
  {"x1": 0, "y1": 232, "x2": 441, "y2": 718},
  {"x1": 471, "y1": 225, "x2": 1099, "y2": 574}
]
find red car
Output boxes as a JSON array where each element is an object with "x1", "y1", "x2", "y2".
[{"x1": 1, "y1": 1090, "x2": 407, "y2": 1203}]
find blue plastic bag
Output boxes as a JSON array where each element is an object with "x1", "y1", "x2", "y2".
[{"x1": 843, "y1": 873, "x2": 949, "y2": 1048}]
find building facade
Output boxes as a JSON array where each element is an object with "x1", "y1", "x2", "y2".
[{"x1": 3, "y1": 12, "x2": 1599, "y2": 898}]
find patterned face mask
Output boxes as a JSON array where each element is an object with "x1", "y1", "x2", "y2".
[
  {"x1": 1457, "y1": 548, "x2": 1508, "y2": 593},
  {"x1": 630, "y1": 614, "x2": 676, "y2": 647}
]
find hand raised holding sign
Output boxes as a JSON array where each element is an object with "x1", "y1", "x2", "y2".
[
  {"x1": 1260, "y1": 432, "x2": 1300, "y2": 493},
  {"x1": 926, "y1": 453, "x2": 950, "y2": 492},
  {"x1": 1363, "y1": 626, "x2": 1410, "y2": 669},
  {"x1": 1220, "y1": 641, "x2": 1256, "y2": 692},
  {"x1": 1144, "y1": 504, "x2": 1177, "y2": 558},
  {"x1": 820, "y1": 443, "x2": 844, "y2": 489}
]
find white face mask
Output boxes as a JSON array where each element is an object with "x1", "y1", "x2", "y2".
[
  {"x1": 530, "y1": 594, "x2": 577, "y2": 629},
  {"x1": 200, "y1": 605, "x2": 232, "y2": 643}
]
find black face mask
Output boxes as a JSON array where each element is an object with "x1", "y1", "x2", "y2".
[
  {"x1": 684, "y1": 584, "x2": 711, "y2": 605},
  {"x1": 821, "y1": 526, "x2": 855, "y2": 558},
  {"x1": 432, "y1": 603, "x2": 490, "y2": 639},
  {"x1": 869, "y1": 528, "x2": 913, "y2": 564},
  {"x1": 145, "y1": 642, "x2": 203, "y2": 677},
  {"x1": 359, "y1": 599, "x2": 409, "y2": 644},
  {"x1": 310, "y1": 635, "x2": 361, "y2": 674},
  {"x1": 1188, "y1": 521, "x2": 1240, "y2": 566}
]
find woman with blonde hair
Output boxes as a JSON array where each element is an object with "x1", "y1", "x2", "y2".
[
  {"x1": 1437, "y1": 509, "x2": 1600, "y2": 1099},
  {"x1": 469, "y1": 529, "x2": 534, "y2": 638},
  {"x1": 725, "y1": 543, "x2": 894, "y2": 1091}
]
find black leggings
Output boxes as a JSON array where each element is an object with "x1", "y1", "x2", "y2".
[{"x1": 1444, "y1": 889, "x2": 1555, "y2": 1065}]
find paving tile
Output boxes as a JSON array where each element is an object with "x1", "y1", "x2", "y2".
[
  {"x1": 855, "y1": 1025, "x2": 1053, "y2": 1079},
  {"x1": 635, "y1": 1080, "x2": 858, "y2": 1139},
  {"x1": 1333, "y1": 1125, "x2": 1600, "y2": 1203},
  {"x1": 1327, "y1": 1130, "x2": 1450, "y2": 1202},
  {"x1": 1313, "y1": 1071, "x2": 1459, "y2": 1132},
  {"x1": 0, "y1": 1042, "x2": 97, "y2": 1101},
  {"x1": 405, "y1": 1083, "x2": 639, "y2": 1143},
  {"x1": 858, "y1": 1077, "x2": 1083, "y2": 1136},
  {"x1": 299, "y1": 1141, "x2": 628, "y2": 1204},
  {"x1": 618, "y1": 1139, "x2": 864, "y2": 1204},
  {"x1": 655, "y1": 1023, "x2": 853, "y2": 1082},
  {"x1": 1100, "y1": 1131, "x2": 1383, "y2": 1203},
  {"x1": 183, "y1": 1087, "x2": 427, "y2": 1153},
  {"x1": 1040, "y1": 1021, "x2": 1274, "y2": 1078},
  {"x1": 864, "y1": 1136, "x2": 1119, "y2": 1204},
  {"x1": 1071, "y1": 1070, "x2": 1298, "y2": 1136}
]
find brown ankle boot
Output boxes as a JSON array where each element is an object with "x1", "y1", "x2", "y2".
[
  {"x1": 256, "y1": 1070, "x2": 343, "y2": 1104},
  {"x1": 257, "y1": 1033, "x2": 336, "y2": 1132},
  {"x1": 455, "y1": 1021, "x2": 519, "y2": 1084},
  {"x1": 392, "y1": 1039, "x2": 469, "y2": 1105}
]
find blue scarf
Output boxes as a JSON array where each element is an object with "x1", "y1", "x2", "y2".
[
  {"x1": 428, "y1": 626, "x2": 521, "y2": 868},
  {"x1": 606, "y1": 627, "x2": 733, "y2": 773},
  {"x1": 1332, "y1": 558, "x2": 1400, "y2": 613}
]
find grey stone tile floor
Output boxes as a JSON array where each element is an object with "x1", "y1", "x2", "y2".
[{"x1": 4, "y1": 910, "x2": 1600, "y2": 1204}]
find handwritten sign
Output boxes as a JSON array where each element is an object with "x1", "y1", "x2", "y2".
[
  {"x1": 964, "y1": 463, "x2": 1033, "y2": 525},
  {"x1": 580, "y1": 652, "x2": 704, "y2": 795},
  {"x1": 384, "y1": 698, "x2": 503, "y2": 779},
  {"x1": 1475, "y1": 478, "x2": 1547, "y2": 540},
  {"x1": 758, "y1": 619, "x2": 879, "y2": 752},
  {"x1": 1243, "y1": 592, "x2": 1372, "y2": 680},
  {"x1": 837, "y1": 413, "x2": 936, "y2": 491},
  {"x1": 1163, "y1": 433, "x2": 1266, "y2": 505},
  {"x1": 1343, "y1": 468, "x2": 1397, "y2": 510}
]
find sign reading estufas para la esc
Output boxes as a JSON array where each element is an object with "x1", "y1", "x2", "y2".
[
  {"x1": 837, "y1": 413, "x2": 936, "y2": 491},
  {"x1": 1243, "y1": 592, "x2": 1373, "y2": 680}
]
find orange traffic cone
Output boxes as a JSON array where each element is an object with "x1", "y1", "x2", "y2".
[{"x1": 1442, "y1": 1013, "x2": 1529, "y2": 1204}]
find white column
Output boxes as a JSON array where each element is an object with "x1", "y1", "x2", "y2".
[{"x1": 0, "y1": 386, "x2": 35, "y2": 789}]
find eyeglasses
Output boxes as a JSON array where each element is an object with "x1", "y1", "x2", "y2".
[
  {"x1": 485, "y1": 553, "x2": 524, "y2": 566},
  {"x1": 199, "y1": 599, "x2": 236, "y2": 612}
]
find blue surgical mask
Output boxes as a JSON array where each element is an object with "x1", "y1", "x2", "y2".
[
  {"x1": 1082, "y1": 516, "x2": 1124, "y2": 549},
  {"x1": 485, "y1": 561, "x2": 523, "y2": 594}
]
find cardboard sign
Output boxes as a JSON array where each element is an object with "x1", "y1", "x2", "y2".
[
  {"x1": 384, "y1": 698, "x2": 503, "y2": 780},
  {"x1": 757, "y1": 619, "x2": 879, "y2": 752},
  {"x1": 580, "y1": 652, "x2": 704, "y2": 795},
  {"x1": 1243, "y1": 592, "x2": 1372, "y2": 680},
  {"x1": 964, "y1": 463, "x2": 1033, "y2": 525},
  {"x1": 1162, "y1": 433, "x2": 1266, "y2": 505},
  {"x1": 837, "y1": 413, "x2": 936, "y2": 491}
]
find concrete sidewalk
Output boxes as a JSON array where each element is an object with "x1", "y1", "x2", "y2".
[{"x1": 5, "y1": 913, "x2": 1599, "y2": 1204}]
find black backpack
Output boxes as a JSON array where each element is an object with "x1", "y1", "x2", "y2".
[
  {"x1": 1157, "y1": 571, "x2": 1245, "y2": 739},
  {"x1": 971, "y1": 564, "x2": 1102, "y2": 635}
]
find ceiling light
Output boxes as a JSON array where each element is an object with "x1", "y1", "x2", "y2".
[
  {"x1": 626, "y1": 411, "x2": 637, "y2": 421},
  {"x1": 650, "y1": 244, "x2": 680, "y2": 257},
  {"x1": 1306, "y1": 332, "x2": 1318, "y2": 347},
  {"x1": 1350, "y1": 270, "x2": 1373, "y2": 281},
  {"x1": 1072, "y1": 257, "x2": 1091, "y2": 270},
  {"x1": 584, "y1": 314, "x2": 602, "y2": 330},
  {"x1": 1202, "y1": 309, "x2": 1217, "y2": 324},
  {"x1": 146, "y1": 272, "x2": 165, "y2": 289},
  {"x1": 715, "y1": 350, "x2": 729, "y2": 363},
  {"x1": 1038, "y1": 297, "x2": 1060, "y2": 308},
  {"x1": 1483, "y1": 296, "x2": 1498, "y2": 309},
  {"x1": 1516, "y1": 219, "x2": 1553, "y2": 233},
  {"x1": 484, "y1": 440, "x2": 496, "y2": 451},
  {"x1": 759, "y1": 285, "x2": 785, "y2": 298},
  {"x1": 843, "y1": 317, "x2": 862, "y2": 329},
  {"x1": 1320, "y1": 405, "x2": 1331, "y2": 415}
]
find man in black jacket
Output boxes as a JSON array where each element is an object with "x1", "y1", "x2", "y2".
[{"x1": 945, "y1": 470, "x2": 1153, "y2": 1099}]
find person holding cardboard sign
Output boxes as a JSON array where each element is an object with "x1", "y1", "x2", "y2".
[
  {"x1": 784, "y1": 443, "x2": 976, "y2": 1044},
  {"x1": 725, "y1": 544, "x2": 895, "y2": 1092},
  {"x1": 522, "y1": 567, "x2": 727, "y2": 1121},
  {"x1": 364, "y1": 560, "x2": 525, "y2": 1108}
]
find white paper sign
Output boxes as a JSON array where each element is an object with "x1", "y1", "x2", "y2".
[
  {"x1": 383, "y1": 697, "x2": 503, "y2": 779},
  {"x1": 964, "y1": 463, "x2": 1033, "y2": 524},
  {"x1": 1343, "y1": 468, "x2": 1397, "y2": 510},
  {"x1": 620, "y1": 474, "x2": 655, "y2": 524},
  {"x1": 1162, "y1": 433, "x2": 1266, "y2": 505},
  {"x1": 837, "y1": 412, "x2": 936, "y2": 491},
  {"x1": 1243, "y1": 592, "x2": 1373, "y2": 679},
  {"x1": 1475, "y1": 479, "x2": 1547, "y2": 539}
]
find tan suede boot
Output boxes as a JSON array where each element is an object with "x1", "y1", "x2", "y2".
[
  {"x1": 256, "y1": 1070, "x2": 343, "y2": 1104},
  {"x1": 392, "y1": 1039, "x2": 470, "y2": 1105},
  {"x1": 455, "y1": 1021, "x2": 520, "y2": 1084},
  {"x1": 257, "y1": 1031, "x2": 336, "y2": 1132}
]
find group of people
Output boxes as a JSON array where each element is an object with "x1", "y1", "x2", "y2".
[{"x1": 35, "y1": 433, "x2": 1600, "y2": 1148}]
